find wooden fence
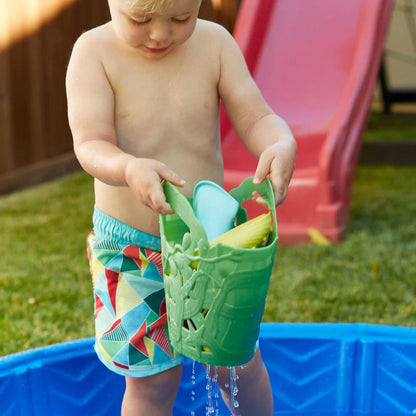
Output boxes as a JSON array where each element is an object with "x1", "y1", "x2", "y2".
[
  {"x1": 0, "y1": 0, "x2": 110, "y2": 194},
  {"x1": 0, "y1": 0, "x2": 238, "y2": 194}
]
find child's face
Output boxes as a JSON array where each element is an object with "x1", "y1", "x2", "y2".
[{"x1": 108, "y1": 0, "x2": 202, "y2": 59}]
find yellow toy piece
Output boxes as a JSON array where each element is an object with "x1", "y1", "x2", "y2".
[
  {"x1": 210, "y1": 212, "x2": 272, "y2": 248},
  {"x1": 191, "y1": 212, "x2": 272, "y2": 269}
]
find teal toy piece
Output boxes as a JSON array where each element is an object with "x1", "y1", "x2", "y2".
[
  {"x1": 160, "y1": 177, "x2": 278, "y2": 366},
  {"x1": 192, "y1": 180, "x2": 240, "y2": 240}
]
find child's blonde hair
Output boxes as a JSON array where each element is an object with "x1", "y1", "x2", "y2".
[{"x1": 126, "y1": 0, "x2": 174, "y2": 13}]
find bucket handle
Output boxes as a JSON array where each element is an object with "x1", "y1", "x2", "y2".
[
  {"x1": 163, "y1": 180, "x2": 209, "y2": 247},
  {"x1": 162, "y1": 177, "x2": 277, "y2": 250}
]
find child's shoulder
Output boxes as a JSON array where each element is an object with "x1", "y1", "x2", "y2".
[
  {"x1": 193, "y1": 19, "x2": 239, "y2": 58},
  {"x1": 71, "y1": 23, "x2": 112, "y2": 56},
  {"x1": 194, "y1": 18, "x2": 234, "y2": 44}
]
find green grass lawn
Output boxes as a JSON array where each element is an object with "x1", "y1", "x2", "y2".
[
  {"x1": 264, "y1": 165, "x2": 416, "y2": 325},
  {"x1": 0, "y1": 173, "x2": 95, "y2": 355},
  {"x1": 0, "y1": 165, "x2": 415, "y2": 356},
  {"x1": 364, "y1": 111, "x2": 416, "y2": 142}
]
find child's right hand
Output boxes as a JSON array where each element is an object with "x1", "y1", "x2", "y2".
[{"x1": 125, "y1": 158, "x2": 186, "y2": 215}]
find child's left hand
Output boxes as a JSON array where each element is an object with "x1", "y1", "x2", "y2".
[{"x1": 253, "y1": 140, "x2": 297, "y2": 206}]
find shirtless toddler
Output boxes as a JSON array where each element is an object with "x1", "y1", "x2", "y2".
[{"x1": 66, "y1": 0, "x2": 297, "y2": 414}]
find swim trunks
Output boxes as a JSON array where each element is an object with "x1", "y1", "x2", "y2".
[{"x1": 87, "y1": 207, "x2": 182, "y2": 377}]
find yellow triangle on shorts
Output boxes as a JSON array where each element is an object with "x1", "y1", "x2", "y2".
[
  {"x1": 116, "y1": 277, "x2": 143, "y2": 319},
  {"x1": 91, "y1": 255, "x2": 104, "y2": 282},
  {"x1": 144, "y1": 336, "x2": 155, "y2": 362},
  {"x1": 140, "y1": 251, "x2": 149, "y2": 274}
]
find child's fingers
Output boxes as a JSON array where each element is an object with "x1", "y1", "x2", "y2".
[
  {"x1": 270, "y1": 160, "x2": 294, "y2": 205},
  {"x1": 254, "y1": 140, "x2": 296, "y2": 205},
  {"x1": 253, "y1": 181, "x2": 287, "y2": 206},
  {"x1": 253, "y1": 151, "x2": 285, "y2": 205},
  {"x1": 254, "y1": 162, "x2": 289, "y2": 205},
  {"x1": 147, "y1": 183, "x2": 174, "y2": 215},
  {"x1": 252, "y1": 191, "x2": 268, "y2": 208},
  {"x1": 151, "y1": 194, "x2": 174, "y2": 215},
  {"x1": 253, "y1": 151, "x2": 273, "y2": 185},
  {"x1": 152, "y1": 164, "x2": 184, "y2": 214},
  {"x1": 273, "y1": 182, "x2": 288, "y2": 205},
  {"x1": 156, "y1": 164, "x2": 186, "y2": 187}
]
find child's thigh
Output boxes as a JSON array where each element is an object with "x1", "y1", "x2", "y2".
[{"x1": 125, "y1": 364, "x2": 183, "y2": 402}]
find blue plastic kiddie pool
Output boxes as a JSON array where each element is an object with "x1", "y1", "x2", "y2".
[{"x1": 1, "y1": 323, "x2": 416, "y2": 415}]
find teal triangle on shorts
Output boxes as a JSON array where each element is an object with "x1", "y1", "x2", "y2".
[
  {"x1": 128, "y1": 344, "x2": 149, "y2": 366},
  {"x1": 144, "y1": 288, "x2": 165, "y2": 315}
]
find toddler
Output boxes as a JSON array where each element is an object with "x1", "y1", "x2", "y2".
[{"x1": 66, "y1": 0, "x2": 297, "y2": 414}]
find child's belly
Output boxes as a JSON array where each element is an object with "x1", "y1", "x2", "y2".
[
  {"x1": 94, "y1": 182, "x2": 163, "y2": 236},
  {"x1": 94, "y1": 157, "x2": 224, "y2": 237}
]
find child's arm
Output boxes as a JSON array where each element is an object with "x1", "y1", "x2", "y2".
[
  {"x1": 216, "y1": 26, "x2": 297, "y2": 205},
  {"x1": 66, "y1": 33, "x2": 184, "y2": 214}
]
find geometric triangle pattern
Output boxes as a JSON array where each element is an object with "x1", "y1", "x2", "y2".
[{"x1": 87, "y1": 232, "x2": 180, "y2": 375}]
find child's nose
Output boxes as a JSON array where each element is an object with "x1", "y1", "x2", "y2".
[{"x1": 149, "y1": 21, "x2": 171, "y2": 43}]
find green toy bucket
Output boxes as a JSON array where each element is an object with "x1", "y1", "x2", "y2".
[{"x1": 159, "y1": 178, "x2": 278, "y2": 366}]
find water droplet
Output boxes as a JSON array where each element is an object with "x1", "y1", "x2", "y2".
[
  {"x1": 212, "y1": 372, "x2": 218, "y2": 383},
  {"x1": 205, "y1": 364, "x2": 214, "y2": 415},
  {"x1": 191, "y1": 360, "x2": 196, "y2": 385},
  {"x1": 228, "y1": 367, "x2": 240, "y2": 411},
  {"x1": 190, "y1": 361, "x2": 197, "y2": 412},
  {"x1": 213, "y1": 366, "x2": 220, "y2": 414}
]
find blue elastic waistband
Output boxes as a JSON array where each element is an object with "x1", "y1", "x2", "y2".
[{"x1": 92, "y1": 206, "x2": 161, "y2": 251}]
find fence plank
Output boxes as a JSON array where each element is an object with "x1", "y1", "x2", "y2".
[
  {"x1": 26, "y1": 0, "x2": 48, "y2": 163},
  {"x1": 0, "y1": 4, "x2": 15, "y2": 173}
]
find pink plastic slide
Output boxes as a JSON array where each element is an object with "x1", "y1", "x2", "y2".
[{"x1": 221, "y1": 0, "x2": 393, "y2": 245}]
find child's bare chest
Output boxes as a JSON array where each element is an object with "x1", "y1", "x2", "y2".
[
  {"x1": 105, "y1": 49, "x2": 220, "y2": 154},
  {"x1": 117, "y1": 69, "x2": 215, "y2": 122}
]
